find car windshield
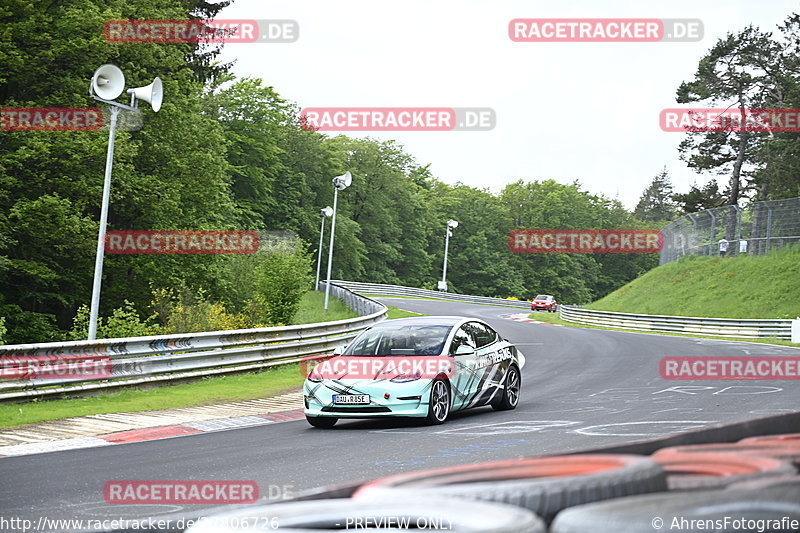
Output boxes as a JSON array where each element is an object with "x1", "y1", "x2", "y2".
[
  {"x1": 535, "y1": 295, "x2": 550, "y2": 300},
  {"x1": 345, "y1": 325, "x2": 453, "y2": 356}
]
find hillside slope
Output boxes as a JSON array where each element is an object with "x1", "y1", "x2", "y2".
[{"x1": 588, "y1": 246, "x2": 800, "y2": 319}]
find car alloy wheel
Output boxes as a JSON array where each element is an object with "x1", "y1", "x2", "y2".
[
  {"x1": 427, "y1": 379, "x2": 450, "y2": 424},
  {"x1": 492, "y1": 365, "x2": 520, "y2": 411},
  {"x1": 506, "y1": 367, "x2": 520, "y2": 407}
]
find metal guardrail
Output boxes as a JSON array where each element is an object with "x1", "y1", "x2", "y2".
[
  {"x1": 559, "y1": 305, "x2": 798, "y2": 340},
  {"x1": 0, "y1": 283, "x2": 387, "y2": 401},
  {"x1": 331, "y1": 280, "x2": 532, "y2": 309}
]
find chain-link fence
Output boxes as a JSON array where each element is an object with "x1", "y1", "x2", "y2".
[{"x1": 659, "y1": 196, "x2": 800, "y2": 264}]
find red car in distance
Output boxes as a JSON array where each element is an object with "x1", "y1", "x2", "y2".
[{"x1": 531, "y1": 294, "x2": 557, "y2": 312}]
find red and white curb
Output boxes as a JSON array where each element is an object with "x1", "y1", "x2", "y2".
[
  {"x1": 503, "y1": 312, "x2": 563, "y2": 326},
  {"x1": 0, "y1": 409, "x2": 305, "y2": 458}
]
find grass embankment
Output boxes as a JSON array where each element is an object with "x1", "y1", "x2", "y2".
[
  {"x1": 529, "y1": 246, "x2": 800, "y2": 346},
  {"x1": 589, "y1": 246, "x2": 800, "y2": 319},
  {"x1": 0, "y1": 294, "x2": 426, "y2": 429}
]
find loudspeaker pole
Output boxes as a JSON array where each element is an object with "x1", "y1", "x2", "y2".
[
  {"x1": 323, "y1": 187, "x2": 339, "y2": 311},
  {"x1": 323, "y1": 172, "x2": 352, "y2": 310},
  {"x1": 88, "y1": 107, "x2": 119, "y2": 340},
  {"x1": 87, "y1": 64, "x2": 162, "y2": 340}
]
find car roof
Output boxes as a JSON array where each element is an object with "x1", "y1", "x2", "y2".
[{"x1": 371, "y1": 316, "x2": 469, "y2": 327}]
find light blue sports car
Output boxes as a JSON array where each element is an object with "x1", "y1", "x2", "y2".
[{"x1": 303, "y1": 316, "x2": 523, "y2": 428}]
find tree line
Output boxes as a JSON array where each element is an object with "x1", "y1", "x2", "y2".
[{"x1": 1, "y1": 1, "x2": 798, "y2": 344}]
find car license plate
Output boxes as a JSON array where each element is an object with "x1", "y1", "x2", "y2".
[{"x1": 333, "y1": 394, "x2": 370, "y2": 405}]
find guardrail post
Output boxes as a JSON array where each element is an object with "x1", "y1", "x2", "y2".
[{"x1": 792, "y1": 318, "x2": 800, "y2": 344}]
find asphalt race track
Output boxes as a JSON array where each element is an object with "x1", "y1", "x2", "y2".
[{"x1": 2, "y1": 298, "x2": 799, "y2": 526}]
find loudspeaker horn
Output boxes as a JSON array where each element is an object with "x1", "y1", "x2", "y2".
[
  {"x1": 333, "y1": 171, "x2": 352, "y2": 190},
  {"x1": 127, "y1": 77, "x2": 163, "y2": 112},
  {"x1": 91, "y1": 64, "x2": 125, "y2": 100}
]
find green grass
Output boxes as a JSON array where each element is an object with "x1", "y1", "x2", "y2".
[
  {"x1": 528, "y1": 311, "x2": 799, "y2": 347},
  {"x1": 0, "y1": 363, "x2": 304, "y2": 429},
  {"x1": 292, "y1": 290, "x2": 358, "y2": 324},
  {"x1": 589, "y1": 246, "x2": 800, "y2": 319},
  {"x1": 362, "y1": 294, "x2": 438, "y2": 301},
  {"x1": 386, "y1": 306, "x2": 425, "y2": 319}
]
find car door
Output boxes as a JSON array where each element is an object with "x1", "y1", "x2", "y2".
[
  {"x1": 464, "y1": 322, "x2": 506, "y2": 408},
  {"x1": 447, "y1": 324, "x2": 479, "y2": 411}
]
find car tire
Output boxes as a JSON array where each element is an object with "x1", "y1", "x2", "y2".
[
  {"x1": 491, "y1": 365, "x2": 520, "y2": 411},
  {"x1": 306, "y1": 416, "x2": 337, "y2": 428},
  {"x1": 353, "y1": 454, "x2": 667, "y2": 523},
  {"x1": 425, "y1": 379, "x2": 450, "y2": 425},
  {"x1": 185, "y1": 496, "x2": 547, "y2": 533}
]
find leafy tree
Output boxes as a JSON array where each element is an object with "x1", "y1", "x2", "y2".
[
  {"x1": 252, "y1": 246, "x2": 313, "y2": 325},
  {"x1": 0, "y1": 0, "x2": 235, "y2": 342},
  {"x1": 748, "y1": 14, "x2": 800, "y2": 201},
  {"x1": 68, "y1": 300, "x2": 158, "y2": 340}
]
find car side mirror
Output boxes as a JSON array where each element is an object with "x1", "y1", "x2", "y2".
[
  {"x1": 453, "y1": 344, "x2": 475, "y2": 356},
  {"x1": 332, "y1": 346, "x2": 346, "y2": 355}
]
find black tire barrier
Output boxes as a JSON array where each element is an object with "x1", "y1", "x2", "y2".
[
  {"x1": 353, "y1": 454, "x2": 667, "y2": 523},
  {"x1": 653, "y1": 441, "x2": 800, "y2": 467},
  {"x1": 184, "y1": 497, "x2": 546, "y2": 532},
  {"x1": 650, "y1": 451, "x2": 797, "y2": 490},
  {"x1": 550, "y1": 483, "x2": 800, "y2": 533},
  {"x1": 740, "y1": 433, "x2": 800, "y2": 446},
  {"x1": 725, "y1": 474, "x2": 800, "y2": 490}
]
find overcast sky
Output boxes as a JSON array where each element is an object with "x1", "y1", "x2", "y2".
[{"x1": 215, "y1": 0, "x2": 796, "y2": 209}]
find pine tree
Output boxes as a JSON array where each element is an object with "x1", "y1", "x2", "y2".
[{"x1": 634, "y1": 169, "x2": 678, "y2": 222}]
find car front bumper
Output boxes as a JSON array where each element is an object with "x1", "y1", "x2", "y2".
[{"x1": 304, "y1": 379, "x2": 433, "y2": 418}]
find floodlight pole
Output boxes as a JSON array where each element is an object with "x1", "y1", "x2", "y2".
[
  {"x1": 440, "y1": 220, "x2": 458, "y2": 293},
  {"x1": 323, "y1": 188, "x2": 340, "y2": 310},
  {"x1": 87, "y1": 106, "x2": 120, "y2": 340},
  {"x1": 315, "y1": 207, "x2": 332, "y2": 291}
]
